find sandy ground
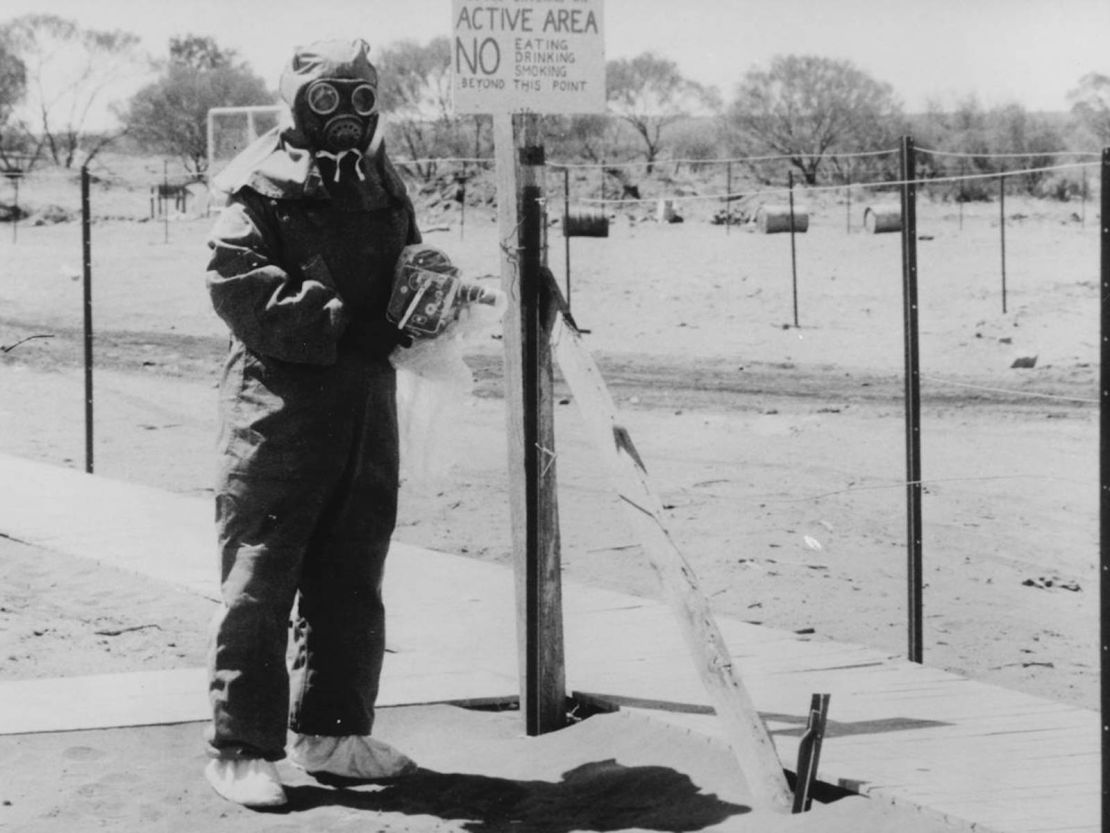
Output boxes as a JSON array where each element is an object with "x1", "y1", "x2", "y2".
[
  {"x1": 0, "y1": 170, "x2": 1100, "y2": 829},
  {"x1": 0, "y1": 700, "x2": 963, "y2": 833}
]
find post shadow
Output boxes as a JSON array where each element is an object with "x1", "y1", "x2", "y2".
[{"x1": 280, "y1": 760, "x2": 751, "y2": 832}]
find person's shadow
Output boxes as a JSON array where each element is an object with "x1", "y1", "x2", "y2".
[{"x1": 283, "y1": 759, "x2": 751, "y2": 831}]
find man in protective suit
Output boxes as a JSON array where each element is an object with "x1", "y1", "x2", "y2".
[{"x1": 203, "y1": 39, "x2": 420, "y2": 808}]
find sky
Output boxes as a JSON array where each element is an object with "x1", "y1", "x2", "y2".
[{"x1": 3, "y1": 0, "x2": 1108, "y2": 122}]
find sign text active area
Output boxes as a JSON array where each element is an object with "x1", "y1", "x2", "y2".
[{"x1": 452, "y1": 0, "x2": 606, "y2": 115}]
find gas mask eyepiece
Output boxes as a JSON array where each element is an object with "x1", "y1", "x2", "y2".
[
  {"x1": 305, "y1": 80, "x2": 377, "y2": 117},
  {"x1": 300, "y1": 78, "x2": 379, "y2": 154}
]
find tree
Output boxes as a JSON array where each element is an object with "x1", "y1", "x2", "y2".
[
  {"x1": 1068, "y1": 72, "x2": 1110, "y2": 145},
  {"x1": 987, "y1": 103, "x2": 1064, "y2": 192},
  {"x1": 914, "y1": 96, "x2": 994, "y2": 199},
  {"x1": 0, "y1": 32, "x2": 27, "y2": 159},
  {"x1": 0, "y1": 14, "x2": 150, "y2": 167},
  {"x1": 168, "y1": 34, "x2": 237, "y2": 71},
  {"x1": 606, "y1": 52, "x2": 718, "y2": 172},
  {"x1": 0, "y1": 35, "x2": 25, "y2": 123},
  {"x1": 375, "y1": 37, "x2": 458, "y2": 178},
  {"x1": 726, "y1": 55, "x2": 903, "y2": 185},
  {"x1": 915, "y1": 96, "x2": 1066, "y2": 198},
  {"x1": 542, "y1": 113, "x2": 617, "y2": 162},
  {"x1": 120, "y1": 35, "x2": 271, "y2": 174}
]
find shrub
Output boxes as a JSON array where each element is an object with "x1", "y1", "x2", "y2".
[{"x1": 1033, "y1": 171, "x2": 1088, "y2": 201}]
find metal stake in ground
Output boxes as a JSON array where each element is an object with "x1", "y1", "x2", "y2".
[
  {"x1": 726, "y1": 161, "x2": 732, "y2": 235},
  {"x1": 459, "y1": 161, "x2": 467, "y2": 241},
  {"x1": 163, "y1": 160, "x2": 170, "y2": 244},
  {"x1": 81, "y1": 164, "x2": 94, "y2": 474},
  {"x1": 999, "y1": 170, "x2": 1008, "y2": 314},
  {"x1": 563, "y1": 166, "x2": 572, "y2": 306},
  {"x1": 5, "y1": 170, "x2": 21, "y2": 243},
  {"x1": 846, "y1": 182, "x2": 851, "y2": 234},
  {"x1": 959, "y1": 159, "x2": 965, "y2": 231},
  {"x1": 792, "y1": 693, "x2": 831, "y2": 813},
  {"x1": 789, "y1": 171, "x2": 799, "y2": 328},
  {"x1": 1081, "y1": 165, "x2": 1087, "y2": 227}
]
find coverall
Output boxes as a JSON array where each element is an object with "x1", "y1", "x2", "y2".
[{"x1": 204, "y1": 117, "x2": 419, "y2": 762}]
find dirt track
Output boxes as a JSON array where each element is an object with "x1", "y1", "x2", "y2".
[{"x1": 2, "y1": 314, "x2": 1098, "y2": 408}]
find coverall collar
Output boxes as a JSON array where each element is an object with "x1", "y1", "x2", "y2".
[{"x1": 212, "y1": 126, "x2": 407, "y2": 204}]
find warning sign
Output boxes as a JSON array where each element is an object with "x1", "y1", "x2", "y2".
[{"x1": 451, "y1": 0, "x2": 606, "y2": 115}]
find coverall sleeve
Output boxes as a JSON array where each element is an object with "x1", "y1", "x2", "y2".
[
  {"x1": 406, "y1": 200, "x2": 423, "y2": 246},
  {"x1": 206, "y1": 190, "x2": 347, "y2": 365}
]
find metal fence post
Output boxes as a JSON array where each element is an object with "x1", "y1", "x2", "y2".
[
  {"x1": 1098, "y1": 145, "x2": 1109, "y2": 833},
  {"x1": 899, "y1": 136, "x2": 923, "y2": 663}
]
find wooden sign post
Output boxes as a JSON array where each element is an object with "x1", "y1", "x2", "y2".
[
  {"x1": 452, "y1": 15, "x2": 795, "y2": 813},
  {"x1": 453, "y1": 0, "x2": 606, "y2": 736},
  {"x1": 494, "y1": 112, "x2": 566, "y2": 735}
]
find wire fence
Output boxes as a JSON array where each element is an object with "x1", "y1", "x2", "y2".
[
  {"x1": 3, "y1": 144, "x2": 1096, "y2": 227},
  {"x1": 0, "y1": 142, "x2": 1102, "y2": 687},
  {"x1": 2, "y1": 146, "x2": 1101, "y2": 449},
  {"x1": 3, "y1": 146, "x2": 1100, "y2": 424}
]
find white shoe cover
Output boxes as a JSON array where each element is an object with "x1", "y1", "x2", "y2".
[
  {"x1": 287, "y1": 734, "x2": 417, "y2": 780},
  {"x1": 204, "y1": 758, "x2": 287, "y2": 808}
]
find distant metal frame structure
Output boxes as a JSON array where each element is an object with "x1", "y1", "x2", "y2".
[
  {"x1": 205, "y1": 105, "x2": 284, "y2": 181},
  {"x1": 2, "y1": 152, "x2": 36, "y2": 243}
]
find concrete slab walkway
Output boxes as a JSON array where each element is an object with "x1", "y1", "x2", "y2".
[{"x1": 0, "y1": 453, "x2": 1098, "y2": 833}]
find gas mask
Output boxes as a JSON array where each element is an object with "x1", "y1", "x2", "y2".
[
  {"x1": 298, "y1": 78, "x2": 379, "y2": 156},
  {"x1": 279, "y1": 39, "x2": 385, "y2": 180}
]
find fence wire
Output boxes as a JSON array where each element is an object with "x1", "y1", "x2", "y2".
[{"x1": 0, "y1": 144, "x2": 1101, "y2": 683}]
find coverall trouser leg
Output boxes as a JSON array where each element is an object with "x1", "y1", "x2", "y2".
[{"x1": 207, "y1": 357, "x2": 398, "y2": 761}]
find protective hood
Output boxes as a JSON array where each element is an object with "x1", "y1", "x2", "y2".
[
  {"x1": 279, "y1": 39, "x2": 377, "y2": 109},
  {"x1": 210, "y1": 39, "x2": 405, "y2": 203}
]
